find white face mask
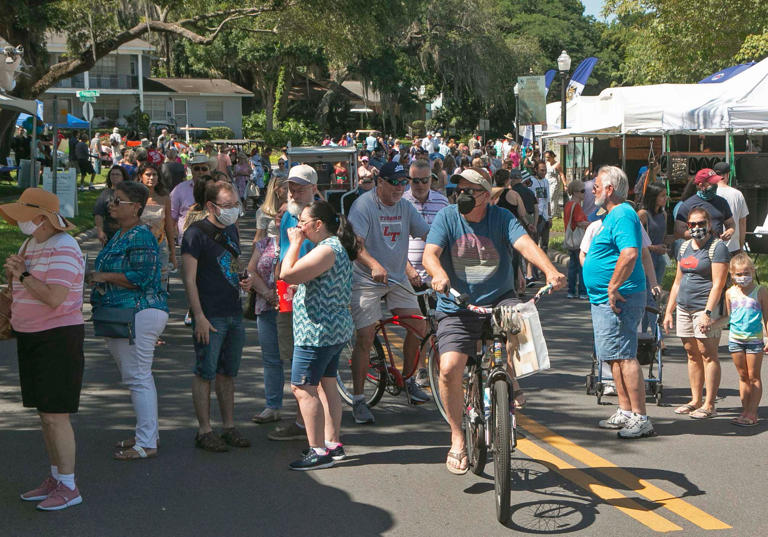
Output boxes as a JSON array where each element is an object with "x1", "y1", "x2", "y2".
[
  {"x1": 214, "y1": 206, "x2": 239, "y2": 227},
  {"x1": 18, "y1": 220, "x2": 41, "y2": 236},
  {"x1": 734, "y1": 275, "x2": 753, "y2": 286}
]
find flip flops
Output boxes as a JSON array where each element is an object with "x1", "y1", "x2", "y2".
[
  {"x1": 731, "y1": 416, "x2": 759, "y2": 427},
  {"x1": 446, "y1": 449, "x2": 469, "y2": 475},
  {"x1": 113, "y1": 445, "x2": 158, "y2": 460},
  {"x1": 689, "y1": 407, "x2": 717, "y2": 419},
  {"x1": 674, "y1": 403, "x2": 699, "y2": 415}
]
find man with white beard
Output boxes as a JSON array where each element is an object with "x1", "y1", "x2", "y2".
[{"x1": 266, "y1": 164, "x2": 319, "y2": 440}]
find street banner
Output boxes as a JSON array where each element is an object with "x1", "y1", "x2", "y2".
[
  {"x1": 517, "y1": 76, "x2": 547, "y2": 125},
  {"x1": 544, "y1": 69, "x2": 556, "y2": 93},
  {"x1": 699, "y1": 62, "x2": 755, "y2": 84},
  {"x1": 566, "y1": 57, "x2": 598, "y2": 102}
]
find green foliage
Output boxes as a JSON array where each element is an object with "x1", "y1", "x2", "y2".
[
  {"x1": 424, "y1": 119, "x2": 439, "y2": 132},
  {"x1": 734, "y1": 33, "x2": 768, "y2": 63},
  {"x1": 209, "y1": 126, "x2": 235, "y2": 140},
  {"x1": 242, "y1": 111, "x2": 320, "y2": 146},
  {"x1": 123, "y1": 104, "x2": 149, "y2": 134},
  {"x1": 410, "y1": 120, "x2": 426, "y2": 136}
]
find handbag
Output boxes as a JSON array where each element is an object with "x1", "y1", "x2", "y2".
[
  {"x1": 0, "y1": 239, "x2": 30, "y2": 340},
  {"x1": 564, "y1": 202, "x2": 586, "y2": 250},
  {"x1": 246, "y1": 181, "x2": 260, "y2": 199},
  {"x1": 92, "y1": 305, "x2": 137, "y2": 345}
]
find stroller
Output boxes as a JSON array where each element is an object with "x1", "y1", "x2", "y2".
[{"x1": 586, "y1": 295, "x2": 666, "y2": 406}]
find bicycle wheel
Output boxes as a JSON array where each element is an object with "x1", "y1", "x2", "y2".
[
  {"x1": 465, "y1": 369, "x2": 487, "y2": 476},
  {"x1": 493, "y1": 378, "x2": 511, "y2": 523},
  {"x1": 336, "y1": 336, "x2": 387, "y2": 407},
  {"x1": 424, "y1": 334, "x2": 449, "y2": 423}
]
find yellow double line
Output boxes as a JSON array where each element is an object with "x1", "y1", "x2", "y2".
[{"x1": 515, "y1": 414, "x2": 731, "y2": 532}]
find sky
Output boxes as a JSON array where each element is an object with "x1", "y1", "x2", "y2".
[{"x1": 581, "y1": 0, "x2": 605, "y2": 18}]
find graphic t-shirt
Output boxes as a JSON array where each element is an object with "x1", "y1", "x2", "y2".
[
  {"x1": 426, "y1": 204, "x2": 526, "y2": 313},
  {"x1": 348, "y1": 189, "x2": 429, "y2": 282},
  {"x1": 181, "y1": 219, "x2": 242, "y2": 317},
  {"x1": 583, "y1": 203, "x2": 646, "y2": 304},
  {"x1": 676, "y1": 237, "x2": 730, "y2": 311},
  {"x1": 529, "y1": 176, "x2": 550, "y2": 219}
]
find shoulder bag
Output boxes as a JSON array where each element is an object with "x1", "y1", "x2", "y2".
[
  {"x1": 92, "y1": 304, "x2": 137, "y2": 345},
  {"x1": 564, "y1": 203, "x2": 585, "y2": 250}
]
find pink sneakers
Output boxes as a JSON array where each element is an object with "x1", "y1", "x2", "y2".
[
  {"x1": 19, "y1": 476, "x2": 58, "y2": 502},
  {"x1": 35, "y1": 482, "x2": 82, "y2": 511}
]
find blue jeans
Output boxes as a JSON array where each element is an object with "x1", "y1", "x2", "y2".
[
  {"x1": 291, "y1": 342, "x2": 345, "y2": 386},
  {"x1": 192, "y1": 316, "x2": 245, "y2": 380},
  {"x1": 568, "y1": 249, "x2": 586, "y2": 296},
  {"x1": 257, "y1": 309, "x2": 283, "y2": 409}
]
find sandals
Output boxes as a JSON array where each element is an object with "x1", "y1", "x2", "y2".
[
  {"x1": 114, "y1": 438, "x2": 136, "y2": 449},
  {"x1": 446, "y1": 449, "x2": 469, "y2": 475},
  {"x1": 113, "y1": 445, "x2": 158, "y2": 460},
  {"x1": 514, "y1": 390, "x2": 527, "y2": 410},
  {"x1": 674, "y1": 403, "x2": 700, "y2": 415},
  {"x1": 731, "y1": 416, "x2": 759, "y2": 427},
  {"x1": 689, "y1": 407, "x2": 717, "y2": 419}
]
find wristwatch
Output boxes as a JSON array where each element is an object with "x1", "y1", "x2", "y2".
[
  {"x1": 704, "y1": 309, "x2": 712, "y2": 317},
  {"x1": 19, "y1": 271, "x2": 30, "y2": 283}
]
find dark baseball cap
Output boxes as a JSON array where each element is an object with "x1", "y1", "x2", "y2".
[
  {"x1": 379, "y1": 161, "x2": 407, "y2": 180},
  {"x1": 713, "y1": 162, "x2": 730, "y2": 175}
]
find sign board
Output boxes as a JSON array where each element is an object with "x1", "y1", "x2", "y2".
[
  {"x1": 668, "y1": 156, "x2": 689, "y2": 184},
  {"x1": 517, "y1": 76, "x2": 547, "y2": 125},
  {"x1": 76, "y1": 90, "x2": 100, "y2": 100},
  {"x1": 82, "y1": 102, "x2": 94, "y2": 122},
  {"x1": 41, "y1": 167, "x2": 78, "y2": 218},
  {"x1": 79, "y1": 96, "x2": 96, "y2": 103},
  {"x1": 478, "y1": 119, "x2": 490, "y2": 131}
]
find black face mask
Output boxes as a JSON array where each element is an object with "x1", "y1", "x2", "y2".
[{"x1": 457, "y1": 193, "x2": 476, "y2": 215}]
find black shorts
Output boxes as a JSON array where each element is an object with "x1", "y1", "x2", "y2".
[
  {"x1": 78, "y1": 158, "x2": 94, "y2": 175},
  {"x1": 16, "y1": 324, "x2": 85, "y2": 413},
  {"x1": 435, "y1": 296, "x2": 520, "y2": 356}
]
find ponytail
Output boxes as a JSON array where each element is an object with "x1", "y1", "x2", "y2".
[{"x1": 307, "y1": 200, "x2": 360, "y2": 261}]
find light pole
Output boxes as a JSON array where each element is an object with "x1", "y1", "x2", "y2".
[
  {"x1": 513, "y1": 83, "x2": 519, "y2": 150},
  {"x1": 557, "y1": 50, "x2": 571, "y2": 130}
]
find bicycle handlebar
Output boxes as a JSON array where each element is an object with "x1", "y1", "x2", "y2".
[{"x1": 461, "y1": 284, "x2": 553, "y2": 314}]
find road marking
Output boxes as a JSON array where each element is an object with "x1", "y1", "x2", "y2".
[
  {"x1": 515, "y1": 437, "x2": 683, "y2": 532},
  {"x1": 518, "y1": 414, "x2": 731, "y2": 530}
]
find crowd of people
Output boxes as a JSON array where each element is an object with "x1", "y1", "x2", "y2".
[{"x1": 3, "y1": 126, "x2": 765, "y2": 510}]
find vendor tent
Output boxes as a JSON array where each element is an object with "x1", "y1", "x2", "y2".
[{"x1": 54, "y1": 113, "x2": 89, "y2": 129}]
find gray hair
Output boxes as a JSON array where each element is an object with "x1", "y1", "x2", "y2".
[
  {"x1": 597, "y1": 165, "x2": 628, "y2": 201},
  {"x1": 409, "y1": 159, "x2": 431, "y2": 174}
]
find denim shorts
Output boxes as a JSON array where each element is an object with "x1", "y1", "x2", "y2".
[
  {"x1": 590, "y1": 291, "x2": 645, "y2": 362},
  {"x1": 728, "y1": 340, "x2": 764, "y2": 354},
  {"x1": 291, "y1": 342, "x2": 346, "y2": 386},
  {"x1": 192, "y1": 316, "x2": 246, "y2": 380}
]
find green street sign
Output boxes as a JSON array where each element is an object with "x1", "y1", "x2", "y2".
[
  {"x1": 76, "y1": 90, "x2": 100, "y2": 100},
  {"x1": 79, "y1": 96, "x2": 96, "y2": 103}
]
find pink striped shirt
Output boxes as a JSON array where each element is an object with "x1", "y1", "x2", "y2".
[{"x1": 11, "y1": 233, "x2": 85, "y2": 333}]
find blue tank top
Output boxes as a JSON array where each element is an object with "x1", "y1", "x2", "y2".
[
  {"x1": 646, "y1": 211, "x2": 666, "y2": 246},
  {"x1": 729, "y1": 286, "x2": 763, "y2": 343}
]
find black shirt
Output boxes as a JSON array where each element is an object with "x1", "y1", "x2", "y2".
[{"x1": 512, "y1": 182, "x2": 537, "y2": 215}]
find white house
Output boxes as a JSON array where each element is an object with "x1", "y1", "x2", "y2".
[{"x1": 9, "y1": 34, "x2": 252, "y2": 136}]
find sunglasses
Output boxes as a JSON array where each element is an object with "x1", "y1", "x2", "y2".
[
  {"x1": 409, "y1": 177, "x2": 430, "y2": 184},
  {"x1": 384, "y1": 178, "x2": 409, "y2": 187},
  {"x1": 111, "y1": 198, "x2": 135, "y2": 206},
  {"x1": 192, "y1": 165, "x2": 209, "y2": 172},
  {"x1": 687, "y1": 221, "x2": 707, "y2": 228},
  {"x1": 457, "y1": 187, "x2": 484, "y2": 196}
]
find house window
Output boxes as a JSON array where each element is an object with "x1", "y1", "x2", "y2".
[
  {"x1": 91, "y1": 55, "x2": 117, "y2": 76},
  {"x1": 93, "y1": 97, "x2": 120, "y2": 121},
  {"x1": 205, "y1": 100, "x2": 224, "y2": 122},
  {"x1": 145, "y1": 98, "x2": 167, "y2": 121}
]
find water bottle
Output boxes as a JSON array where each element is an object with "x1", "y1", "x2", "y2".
[{"x1": 483, "y1": 387, "x2": 491, "y2": 445}]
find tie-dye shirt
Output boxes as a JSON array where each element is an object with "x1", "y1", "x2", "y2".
[
  {"x1": 729, "y1": 286, "x2": 764, "y2": 343},
  {"x1": 426, "y1": 204, "x2": 526, "y2": 313}
]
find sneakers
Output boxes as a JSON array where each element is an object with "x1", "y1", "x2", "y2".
[
  {"x1": 567, "y1": 293, "x2": 576, "y2": 299},
  {"x1": 289, "y1": 449, "x2": 334, "y2": 471},
  {"x1": 195, "y1": 431, "x2": 230, "y2": 452},
  {"x1": 578, "y1": 294, "x2": 589, "y2": 300},
  {"x1": 303, "y1": 444, "x2": 347, "y2": 461},
  {"x1": 525, "y1": 277, "x2": 538, "y2": 288},
  {"x1": 415, "y1": 368, "x2": 430, "y2": 388},
  {"x1": 20, "y1": 476, "x2": 58, "y2": 501},
  {"x1": 598, "y1": 408, "x2": 631, "y2": 429},
  {"x1": 406, "y1": 377, "x2": 431, "y2": 404},
  {"x1": 36, "y1": 482, "x2": 82, "y2": 511},
  {"x1": 252, "y1": 407, "x2": 281, "y2": 424},
  {"x1": 184, "y1": 311, "x2": 192, "y2": 326},
  {"x1": 618, "y1": 414, "x2": 655, "y2": 439},
  {"x1": 267, "y1": 421, "x2": 307, "y2": 441},
  {"x1": 220, "y1": 427, "x2": 251, "y2": 448},
  {"x1": 352, "y1": 400, "x2": 376, "y2": 424}
]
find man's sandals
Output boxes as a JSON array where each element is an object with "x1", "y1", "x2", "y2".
[
  {"x1": 446, "y1": 448, "x2": 469, "y2": 475},
  {"x1": 113, "y1": 445, "x2": 158, "y2": 460}
]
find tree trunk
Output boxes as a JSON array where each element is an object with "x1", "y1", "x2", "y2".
[{"x1": 264, "y1": 89, "x2": 275, "y2": 132}]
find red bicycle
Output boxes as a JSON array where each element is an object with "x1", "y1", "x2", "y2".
[{"x1": 335, "y1": 279, "x2": 438, "y2": 407}]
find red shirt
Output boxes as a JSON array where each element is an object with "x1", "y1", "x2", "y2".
[{"x1": 564, "y1": 201, "x2": 587, "y2": 230}]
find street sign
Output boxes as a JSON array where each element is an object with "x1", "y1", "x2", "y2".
[
  {"x1": 79, "y1": 96, "x2": 96, "y2": 103},
  {"x1": 478, "y1": 119, "x2": 490, "y2": 131},
  {"x1": 76, "y1": 90, "x2": 100, "y2": 100},
  {"x1": 83, "y1": 102, "x2": 94, "y2": 122},
  {"x1": 517, "y1": 76, "x2": 547, "y2": 125}
]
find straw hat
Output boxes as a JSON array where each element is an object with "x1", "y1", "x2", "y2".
[{"x1": 0, "y1": 188, "x2": 75, "y2": 231}]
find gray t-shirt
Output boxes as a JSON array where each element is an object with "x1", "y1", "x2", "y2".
[
  {"x1": 676, "y1": 237, "x2": 729, "y2": 311},
  {"x1": 348, "y1": 189, "x2": 429, "y2": 282},
  {"x1": 255, "y1": 207, "x2": 278, "y2": 238}
]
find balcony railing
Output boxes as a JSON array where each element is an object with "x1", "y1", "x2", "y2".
[{"x1": 53, "y1": 74, "x2": 138, "y2": 90}]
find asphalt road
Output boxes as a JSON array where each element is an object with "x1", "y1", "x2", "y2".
[{"x1": 0, "y1": 211, "x2": 764, "y2": 536}]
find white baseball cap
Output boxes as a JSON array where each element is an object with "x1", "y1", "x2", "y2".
[
  {"x1": 449, "y1": 167, "x2": 492, "y2": 192},
  {"x1": 287, "y1": 164, "x2": 318, "y2": 185}
]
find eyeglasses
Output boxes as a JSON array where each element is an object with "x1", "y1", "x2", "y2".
[
  {"x1": 191, "y1": 166, "x2": 209, "y2": 172},
  {"x1": 409, "y1": 176, "x2": 430, "y2": 184},
  {"x1": 298, "y1": 218, "x2": 318, "y2": 228},
  {"x1": 687, "y1": 221, "x2": 707, "y2": 229},
  {"x1": 111, "y1": 198, "x2": 135, "y2": 206},
  {"x1": 384, "y1": 178, "x2": 409, "y2": 186},
  {"x1": 214, "y1": 202, "x2": 241, "y2": 210},
  {"x1": 456, "y1": 187, "x2": 484, "y2": 196}
]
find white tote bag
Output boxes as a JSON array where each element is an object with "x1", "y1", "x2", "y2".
[{"x1": 510, "y1": 300, "x2": 550, "y2": 378}]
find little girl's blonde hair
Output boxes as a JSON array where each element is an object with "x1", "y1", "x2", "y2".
[{"x1": 729, "y1": 252, "x2": 755, "y2": 274}]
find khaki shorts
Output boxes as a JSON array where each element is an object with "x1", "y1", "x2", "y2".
[
  {"x1": 350, "y1": 277, "x2": 420, "y2": 329},
  {"x1": 676, "y1": 307, "x2": 721, "y2": 340}
]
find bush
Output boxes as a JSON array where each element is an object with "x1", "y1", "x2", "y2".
[
  {"x1": 242, "y1": 111, "x2": 321, "y2": 147},
  {"x1": 209, "y1": 126, "x2": 235, "y2": 140},
  {"x1": 424, "y1": 119, "x2": 439, "y2": 133},
  {"x1": 410, "y1": 120, "x2": 425, "y2": 136}
]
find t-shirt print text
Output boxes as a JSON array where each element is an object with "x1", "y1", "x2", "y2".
[{"x1": 380, "y1": 215, "x2": 402, "y2": 247}]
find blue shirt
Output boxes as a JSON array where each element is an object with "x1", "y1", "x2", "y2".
[
  {"x1": 426, "y1": 204, "x2": 527, "y2": 313},
  {"x1": 583, "y1": 203, "x2": 646, "y2": 304},
  {"x1": 279, "y1": 211, "x2": 314, "y2": 262}
]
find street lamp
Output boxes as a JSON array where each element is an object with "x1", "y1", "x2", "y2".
[
  {"x1": 557, "y1": 50, "x2": 571, "y2": 130},
  {"x1": 513, "y1": 83, "x2": 519, "y2": 147}
]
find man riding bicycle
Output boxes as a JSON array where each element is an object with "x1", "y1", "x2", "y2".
[{"x1": 422, "y1": 167, "x2": 566, "y2": 474}]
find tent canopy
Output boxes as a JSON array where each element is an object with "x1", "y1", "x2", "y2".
[
  {"x1": 53, "y1": 113, "x2": 89, "y2": 129},
  {"x1": 0, "y1": 94, "x2": 38, "y2": 116}
]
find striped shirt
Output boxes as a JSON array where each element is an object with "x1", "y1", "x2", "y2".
[
  {"x1": 403, "y1": 189, "x2": 450, "y2": 282},
  {"x1": 11, "y1": 233, "x2": 84, "y2": 333}
]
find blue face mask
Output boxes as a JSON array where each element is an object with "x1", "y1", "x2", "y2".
[{"x1": 697, "y1": 185, "x2": 717, "y2": 201}]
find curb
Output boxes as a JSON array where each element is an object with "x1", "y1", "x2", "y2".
[
  {"x1": 548, "y1": 249, "x2": 571, "y2": 268},
  {"x1": 75, "y1": 227, "x2": 98, "y2": 244}
]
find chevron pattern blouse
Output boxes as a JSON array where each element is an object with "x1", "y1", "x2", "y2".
[{"x1": 293, "y1": 236, "x2": 354, "y2": 347}]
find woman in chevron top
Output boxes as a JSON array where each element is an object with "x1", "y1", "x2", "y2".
[{"x1": 279, "y1": 200, "x2": 359, "y2": 471}]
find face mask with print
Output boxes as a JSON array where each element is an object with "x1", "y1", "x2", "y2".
[
  {"x1": 696, "y1": 185, "x2": 717, "y2": 201},
  {"x1": 734, "y1": 275, "x2": 753, "y2": 286},
  {"x1": 457, "y1": 193, "x2": 477, "y2": 215},
  {"x1": 215, "y1": 206, "x2": 240, "y2": 227},
  {"x1": 689, "y1": 226, "x2": 707, "y2": 240},
  {"x1": 18, "y1": 220, "x2": 41, "y2": 235}
]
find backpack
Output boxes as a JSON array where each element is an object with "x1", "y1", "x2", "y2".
[{"x1": 679, "y1": 237, "x2": 723, "y2": 265}]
